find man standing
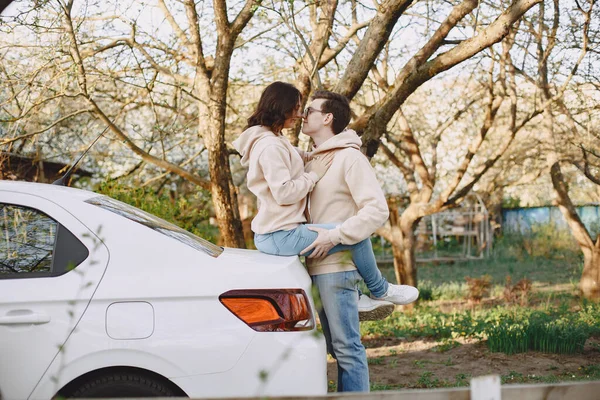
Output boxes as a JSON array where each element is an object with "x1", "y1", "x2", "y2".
[{"x1": 300, "y1": 90, "x2": 407, "y2": 392}]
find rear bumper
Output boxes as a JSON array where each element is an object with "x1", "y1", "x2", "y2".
[{"x1": 172, "y1": 329, "x2": 327, "y2": 398}]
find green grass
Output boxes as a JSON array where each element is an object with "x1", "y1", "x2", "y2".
[
  {"x1": 486, "y1": 310, "x2": 591, "y2": 355},
  {"x1": 431, "y1": 340, "x2": 462, "y2": 353},
  {"x1": 371, "y1": 252, "x2": 582, "y2": 303},
  {"x1": 357, "y1": 231, "x2": 598, "y2": 390},
  {"x1": 367, "y1": 357, "x2": 384, "y2": 365},
  {"x1": 373, "y1": 229, "x2": 583, "y2": 300},
  {"x1": 362, "y1": 366, "x2": 600, "y2": 392},
  {"x1": 374, "y1": 254, "x2": 582, "y2": 300},
  {"x1": 501, "y1": 364, "x2": 600, "y2": 384},
  {"x1": 415, "y1": 371, "x2": 446, "y2": 388},
  {"x1": 419, "y1": 257, "x2": 580, "y2": 287},
  {"x1": 361, "y1": 303, "x2": 600, "y2": 352}
]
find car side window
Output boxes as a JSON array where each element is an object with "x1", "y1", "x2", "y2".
[
  {"x1": 0, "y1": 203, "x2": 57, "y2": 275},
  {"x1": 0, "y1": 203, "x2": 89, "y2": 278}
]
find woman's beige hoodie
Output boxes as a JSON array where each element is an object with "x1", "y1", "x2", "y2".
[
  {"x1": 306, "y1": 129, "x2": 389, "y2": 275},
  {"x1": 233, "y1": 125, "x2": 319, "y2": 234}
]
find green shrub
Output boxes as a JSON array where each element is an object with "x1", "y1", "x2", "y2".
[
  {"x1": 494, "y1": 224, "x2": 580, "y2": 262},
  {"x1": 417, "y1": 281, "x2": 434, "y2": 301},
  {"x1": 465, "y1": 275, "x2": 492, "y2": 302},
  {"x1": 96, "y1": 181, "x2": 218, "y2": 242},
  {"x1": 417, "y1": 280, "x2": 466, "y2": 301},
  {"x1": 576, "y1": 302, "x2": 600, "y2": 336}
]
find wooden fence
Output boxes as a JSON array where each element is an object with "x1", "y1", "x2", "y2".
[{"x1": 193, "y1": 378, "x2": 600, "y2": 400}]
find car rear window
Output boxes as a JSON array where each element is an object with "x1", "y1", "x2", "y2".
[{"x1": 86, "y1": 196, "x2": 223, "y2": 258}]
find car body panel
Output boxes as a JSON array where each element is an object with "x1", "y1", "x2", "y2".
[
  {"x1": 171, "y1": 331, "x2": 327, "y2": 398},
  {"x1": 0, "y1": 190, "x2": 109, "y2": 399},
  {"x1": 0, "y1": 181, "x2": 327, "y2": 399}
]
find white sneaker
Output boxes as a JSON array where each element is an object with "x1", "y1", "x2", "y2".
[
  {"x1": 357, "y1": 295, "x2": 395, "y2": 321},
  {"x1": 372, "y1": 284, "x2": 419, "y2": 305}
]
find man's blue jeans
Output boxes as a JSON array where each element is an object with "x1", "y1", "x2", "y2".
[
  {"x1": 312, "y1": 270, "x2": 370, "y2": 392},
  {"x1": 254, "y1": 224, "x2": 388, "y2": 298}
]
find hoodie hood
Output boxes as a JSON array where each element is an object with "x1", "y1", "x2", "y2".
[
  {"x1": 312, "y1": 129, "x2": 362, "y2": 155},
  {"x1": 233, "y1": 125, "x2": 277, "y2": 166}
]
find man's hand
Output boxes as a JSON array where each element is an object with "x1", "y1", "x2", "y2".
[{"x1": 300, "y1": 226, "x2": 335, "y2": 259}]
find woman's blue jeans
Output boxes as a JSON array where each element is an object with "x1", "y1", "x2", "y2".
[{"x1": 254, "y1": 224, "x2": 388, "y2": 298}]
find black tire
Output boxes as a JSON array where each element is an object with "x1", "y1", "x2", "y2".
[{"x1": 67, "y1": 372, "x2": 177, "y2": 398}]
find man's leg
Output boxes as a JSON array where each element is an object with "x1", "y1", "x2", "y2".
[{"x1": 312, "y1": 270, "x2": 369, "y2": 392}]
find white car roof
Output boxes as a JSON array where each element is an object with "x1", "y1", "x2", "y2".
[{"x1": 0, "y1": 180, "x2": 98, "y2": 203}]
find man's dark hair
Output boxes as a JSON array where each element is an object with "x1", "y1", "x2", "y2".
[
  {"x1": 311, "y1": 90, "x2": 350, "y2": 134},
  {"x1": 246, "y1": 82, "x2": 301, "y2": 133}
]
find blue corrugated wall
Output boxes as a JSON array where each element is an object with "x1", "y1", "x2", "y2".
[{"x1": 502, "y1": 205, "x2": 600, "y2": 235}]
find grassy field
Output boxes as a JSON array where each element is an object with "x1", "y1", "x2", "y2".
[
  {"x1": 326, "y1": 232, "x2": 600, "y2": 391},
  {"x1": 373, "y1": 230, "x2": 583, "y2": 301}
]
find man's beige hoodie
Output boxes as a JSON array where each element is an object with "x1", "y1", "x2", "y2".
[
  {"x1": 233, "y1": 125, "x2": 319, "y2": 234},
  {"x1": 306, "y1": 130, "x2": 389, "y2": 275}
]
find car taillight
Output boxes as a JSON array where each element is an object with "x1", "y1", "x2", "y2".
[{"x1": 219, "y1": 289, "x2": 314, "y2": 332}]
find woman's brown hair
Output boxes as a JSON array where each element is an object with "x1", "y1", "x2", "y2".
[{"x1": 246, "y1": 82, "x2": 301, "y2": 133}]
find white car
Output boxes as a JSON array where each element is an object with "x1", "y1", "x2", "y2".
[{"x1": 0, "y1": 180, "x2": 326, "y2": 399}]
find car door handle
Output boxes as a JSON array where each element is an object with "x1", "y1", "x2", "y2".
[{"x1": 0, "y1": 311, "x2": 51, "y2": 325}]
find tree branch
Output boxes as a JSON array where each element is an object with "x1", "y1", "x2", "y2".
[
  {"x1": 213, "y1": 0, "x2": 231, "y2": 36},
  {"x1": 157, "y1": 0, "x2": 195, "y2": 56},
  {"x1": 334, "y1": 0, "x2": 413, "y2": 99},
  {"x1": 380, "y1": 139, "x2": 419, "y2": 198},
  {"x1": 319, "y1": 20, "x2": 370, "y2": 67},
  {"x1": 356, "y1": 0, "x2": 542, "y2": 148},
  {"x1": 0, "y1": 108, "x2": 94, "y2": 147},
  {"x1": 232, "y1": 0, "x2": 262, "y2": 38},
  {"x1": 183, "y1": 0, "x2": 209, "y2": 77},
  {"x1": 87, "y1": 98, "x2": 210, "y2": 190}
]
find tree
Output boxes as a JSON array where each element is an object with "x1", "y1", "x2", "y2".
[
  {"x1": 342, "y1": 0, "x2": 543, "y2": 286},
  {"x1": 1, "y1": 0, "x2": 272, "y2": 247},
  {"x1": 520, "y1": 0, "x2": 599, "y2": 299},
  {"x1": 1, "y1": 0, "x2": 546, "y2": 267},
  {"x1": 256, "y1": 0, "x2": 543, "y2": 287}
]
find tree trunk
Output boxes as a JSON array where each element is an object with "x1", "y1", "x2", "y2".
[
  {"x1": 205, "y1": 134, "x2": 245, "y2": 248},
  {"x1": 388, "y1": 198, "x2": 418, "y2": 287},
  {"x1": 550, "y1": 161, "x2": 599, "y2": 300},
  {"x1": 335, "y1": 0, "x2": 413, "y2": 100},
  {"x1": 390, "y1": 234, "x2": 417, "y2": 287},
  {"x1": 398, "y1": 216, "x2": 419, "y2": 288},
  {"x1": 580, "y1": 244, "x2": 600, "y2": 300},
  {"x1": 199, "y1": 30, "x2": 247, "y2": 248},
  {"x1": 202, "y1": 90, "x2": 246, "y2": 248}
]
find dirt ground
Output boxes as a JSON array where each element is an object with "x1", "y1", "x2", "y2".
[{"x1": 326, "y1": 336, "x2": 600, "y2": 390}]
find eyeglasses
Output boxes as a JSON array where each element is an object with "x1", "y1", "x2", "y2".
[{"x1": 303, "y1": 107, "x2": 329, "y2": 119}]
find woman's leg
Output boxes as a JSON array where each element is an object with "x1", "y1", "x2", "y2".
[
  {"x1": 259, "y1": 223, "x2": 389, "y2": 298},
  {"x1": 311, "y1": 225, "x2": 388, "y2": 298},
  {"x1": 254, "y1": 232, "x2": 281, "y2": 255},
  {"x1": 254, "y1": 226, "x2": 321, "y2": 257}
]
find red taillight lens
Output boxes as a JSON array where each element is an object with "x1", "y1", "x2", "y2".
[{"x1": 219, "y1": 289, "x2": 314, "y2": 332}]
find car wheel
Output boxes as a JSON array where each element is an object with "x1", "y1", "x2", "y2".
[{"x1": 67, "y1": 372, "x2": 177, "y2": 398}]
